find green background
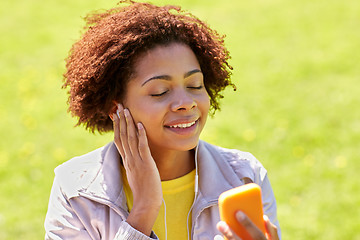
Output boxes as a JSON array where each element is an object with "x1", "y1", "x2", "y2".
[{"x1": 1, "y1": 0, "x2": 359, "y2": 239}]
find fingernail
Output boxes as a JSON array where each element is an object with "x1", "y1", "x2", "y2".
[
  {"x1": 124, "y1": 108, "x2": 129, "y2": 117},
  {"x1": 217, "y1": 221, "x2": 229, "y2": 232},
  {"x1": 116, "y1": 109, "x2": 120, "y2": 118},
  {"x1": 137, "y1": 122, "x2": 143, "y2": 130},
  {"x1": 214, "y1": 234, "x2": 224, "y2": 240},
  {"x1": 236, "y1": 211, "x2": 245, "y2": 221}
]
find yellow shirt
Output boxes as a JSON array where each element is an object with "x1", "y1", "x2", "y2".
[{"x1": 121, "y1": 166, "x2": 195, "y2": 240}]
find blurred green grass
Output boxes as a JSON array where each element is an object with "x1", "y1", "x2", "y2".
[{"x1": 1, "y1": 0, "x2": 359, "y2": 239}]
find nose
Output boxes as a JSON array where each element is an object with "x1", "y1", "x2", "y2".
[{"x1": 170, "y1": 89, "x2": 197, "y2": 111}]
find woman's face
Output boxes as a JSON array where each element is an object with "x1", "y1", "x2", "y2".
[{"x1": 122, "y1": 42, "x2": 210, "y2": 154}]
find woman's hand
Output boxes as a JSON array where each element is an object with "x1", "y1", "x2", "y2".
[
  {"x1": 216, "y1": 212, "x2": 279, "y2": 240},
  {"x1": 112, "y1": 104, "x2": 162, "y2": 236}
]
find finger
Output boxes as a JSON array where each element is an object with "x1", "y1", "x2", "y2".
[
  {"x1": 137, "y1": 122, "x2": 153, "y2": 162},
  {"x1": 216, "y1": 221, "x2": 241, "y2": 240},
  {"x1": 263, "y1": 215, "x2": 279, "y2": 240},
  {"x1": 118, "y1": 105, "x2": 132, "y2": 168},
  {"x1": 236, "y1": 211, "x2": 266, "y2": 240},
  {"x1": 112, "y1": 111, "x2": 125, "y2": 158},
  {"x1": 214, "y1": 235, "x2": 225, "y2": 240},
  {"x1": 123, "y1": 108, "x2": 141, "y2": 160}
]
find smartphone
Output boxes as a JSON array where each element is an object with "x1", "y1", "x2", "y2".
[{"x1": 218, "y1": 183, "x2": 266, "y2": 240}]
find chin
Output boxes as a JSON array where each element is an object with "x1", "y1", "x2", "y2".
[
  {"x1": 148, "y1": 134, "x2": 201, "y2": 153},
  {"x1": 173, "y1": 138, "x2": 199, "y2": 151}
]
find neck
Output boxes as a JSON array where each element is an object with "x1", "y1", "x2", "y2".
[{"x1": 151, "y1": 148, "x2": 195, "y2": 181}]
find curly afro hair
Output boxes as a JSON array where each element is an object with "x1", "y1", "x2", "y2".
[{"x1": 63, "y1": 0, "x2": 235, "y2": 133}]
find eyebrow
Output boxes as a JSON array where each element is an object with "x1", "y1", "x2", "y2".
[{"x1": 141, "y1": 69, "x2": 202, "y2": 86}]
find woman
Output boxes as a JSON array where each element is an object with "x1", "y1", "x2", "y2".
[{"x1": 45, "y1": 1, "x2": 281, "y2": 239}]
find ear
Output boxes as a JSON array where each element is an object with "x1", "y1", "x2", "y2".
[{"x1": 109, "y1": 100, "x2": 120, "y2": 121}]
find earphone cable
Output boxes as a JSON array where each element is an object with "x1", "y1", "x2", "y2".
[
  {"x1": 162, "y1": 198, "x2": 167, "y2": 240},
  {"x1": 186, "y1": 143, "x2": 199, "y2": 240}
]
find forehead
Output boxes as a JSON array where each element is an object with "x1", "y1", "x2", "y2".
[{"x1": 131, "y1": 42, "x2": 201, "y2": 79}]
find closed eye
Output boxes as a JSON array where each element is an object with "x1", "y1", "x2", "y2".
[
  {"x1": 188, "y1": 86, "x2": 203, "y2": 90},
  {"x1": 150, "y1": 90, "x2": 168, "y2": 97}
]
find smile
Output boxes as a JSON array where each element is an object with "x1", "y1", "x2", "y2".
[{"x1": 168, "y1": 121, "x2": 197, "y2": 129}]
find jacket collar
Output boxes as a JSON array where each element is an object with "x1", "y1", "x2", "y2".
[
  {"x1": 195, "y1": 140, "x2": 243, "y2": 204},
  {"x1": 80, "y1": 142, "x2": 128, "y2": 211}
]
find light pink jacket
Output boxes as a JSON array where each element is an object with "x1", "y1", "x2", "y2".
[{"x1": 44, "y1": 140, "x2": 281, "y2": 239}]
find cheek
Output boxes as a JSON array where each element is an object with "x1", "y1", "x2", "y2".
[
  {"x1": 199, "y1": 94, "x2": 211, "y2": 114},
  {"x1": 128, "y1": 102, "x2": 163, "y2": 125}
]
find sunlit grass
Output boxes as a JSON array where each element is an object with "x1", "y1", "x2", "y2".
[{"x1": 1, "y1": 0, "x2": 359, "y2": 239}]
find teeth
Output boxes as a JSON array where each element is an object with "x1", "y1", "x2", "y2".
[{"x1": 169, "y1": 121, "x2": 196, "y2": 128}]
